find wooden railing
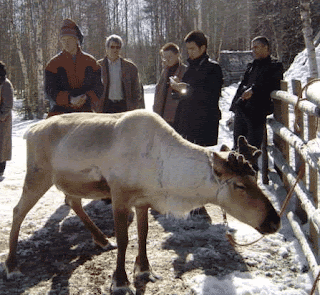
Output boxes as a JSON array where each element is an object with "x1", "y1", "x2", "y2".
[{"x1": 263, "y1": 79, "x2": 320, "y2": 294}]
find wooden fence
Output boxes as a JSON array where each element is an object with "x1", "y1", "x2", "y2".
[{"x1": 263, "y1": 79, "x2": 320, "y2": 294}]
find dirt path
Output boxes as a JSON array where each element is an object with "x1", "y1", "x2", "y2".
[{"x1": 0, "y1": 189, "x2": 307, "y2": 295}]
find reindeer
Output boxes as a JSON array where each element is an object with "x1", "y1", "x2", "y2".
[{"x1": 4, "y1": 110, "x2": 280, "y2": 294}]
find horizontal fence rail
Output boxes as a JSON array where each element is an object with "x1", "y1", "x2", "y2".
[{"x1": 266, "y1": 79, "x2": 320, "y2": 295}]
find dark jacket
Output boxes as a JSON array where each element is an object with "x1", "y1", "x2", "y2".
[
  {"x1": 153, "y1": 62, "x2": 187, "y2": 124},
  {"x1": 0, "y1": 78, "x2": 13, "y2": 162},
  {"x1": 45, "y1": 48, "x2": 103, "y2": 116},
  {"x1": 173, "y1": 53, "x2": 223, "y2": 146},
  {"x1": 230, "y1": 56, "x2": 283, "y2": 123},
  {"x1": 98, "y1": 57, "x2": 143, "y2": 112}
]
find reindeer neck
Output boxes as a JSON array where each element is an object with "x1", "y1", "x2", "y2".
[{"x1": 159, "y1": 143, "x2": 220, "y2": 201}]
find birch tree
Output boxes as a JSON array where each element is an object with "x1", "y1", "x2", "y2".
[
  {"x1": 10, "y1": 0, "x2": 33, "y2": 119},
  {"x1": 300, "y1": 0, "x2": 318, "y2": 78},
  {"x1": 35, "y1": 0, "x2": 45, "y2": 118}
]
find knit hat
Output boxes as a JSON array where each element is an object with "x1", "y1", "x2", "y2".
[{"x1": 60, "y1": 19, "x2": 84, "y2": 45}]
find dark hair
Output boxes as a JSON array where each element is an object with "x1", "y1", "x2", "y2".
[
  {"x1": 184, "y1": 30, "x2": 208, "y2": 48},
  {"x1": 252, "y1": 36, "x2": 270, "y2": 50},
  {"x1": 0, "y1": 61, "x2": 6, "y2": 77},
  {"x1": 160, "y1": 42, "x2": 180, "y2": 55}
]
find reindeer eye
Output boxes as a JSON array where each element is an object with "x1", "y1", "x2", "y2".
[{"x1": 234, "y1": 182, "x2": 246, "y2": 190}]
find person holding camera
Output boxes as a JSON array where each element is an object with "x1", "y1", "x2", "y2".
[
  {"x1": 170, "y1": 31, "x2": 223, "y2": 147},
  {"x1": 153, "y1": 42, "x2": 186, "y2": 126}
]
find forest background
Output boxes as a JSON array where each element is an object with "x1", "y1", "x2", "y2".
[{"x1": 0, "y1": 0, "x2": 319, "y2": 118}]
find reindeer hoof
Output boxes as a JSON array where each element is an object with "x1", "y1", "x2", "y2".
[
  {"x1": 109, "y1": 283, "x2": 135, "y2": 295},
  {"x1": 93, "y1": 238, "x2": 117, "y2": 251},
  {"x1": 2, "y1": 262, "x2": 23, "y2": 280},
  {"x1": 103, "y1": 241, "x2": 117, "y2": 251},
  {"x1": 134, "y1": 271, "x2": 161, "y2": 291}
]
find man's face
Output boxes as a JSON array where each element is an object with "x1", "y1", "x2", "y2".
[
  {"x1": 106, "y1": 41, "x2": 121, "y2": 62},
  {"x1": 161, "y1": 50, "x2": 179, "y2": 67},
  {"x1": 251, "y1": 41, "x2": 269, "y2": 60},
  {"x1": 186, "y1": 41, "x2": 206, "y2": 60},
  {"x1": 61, "y1": 36, "x2": 79, "y2": 54}
]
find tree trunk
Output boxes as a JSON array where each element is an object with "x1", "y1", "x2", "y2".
[
  {"x1": 198, "y1": 0, "x2": 202, "y2": 30},
  {"x1": 35, "y1": 0, "x2": 45, "y2": 118},
  {"x1": 300, "y1": 0, "x2": 318, "y2": 79},
  {"x1": 46, "y1": 1, "x2": 60, "y2": 61},
  {"x1": 14, "y1": 33, "x2": 32, "y2": 119},
  {"x1": 9, "y1": 0, "x2": 33, "y2": 120}
]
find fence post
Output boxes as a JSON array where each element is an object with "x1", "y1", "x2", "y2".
[
  {"x1": 273, "y1": 81, "x2": 289, "y2": 185},
  {"x1": 306, "y1": 77, "x2": 320, "y2": 256},
  {"x1": 292, "y1": 79, "x2": 308, "y2": 223},
  {"x1": 262, "y1": 124, "x2": 269, "y2": 184}
]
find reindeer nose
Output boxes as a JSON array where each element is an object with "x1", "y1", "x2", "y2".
[{"x1": 256, "y1": 209, "x2": 281, "y2": 234}]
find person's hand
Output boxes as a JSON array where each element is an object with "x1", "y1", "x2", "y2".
[
  {"x1": 70, "y1": 94, "x2": 87, "y2": 108},
  {"x1": 170, "y1": 76, "x2": 187, "y2": 94},
  {"x1": 241, "y1": 87, "x2": 253, "y2": 100}
]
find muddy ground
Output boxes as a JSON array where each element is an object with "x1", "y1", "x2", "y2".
[{"x1": 0, "y1": 180, "x2": 307, "y2": 295}]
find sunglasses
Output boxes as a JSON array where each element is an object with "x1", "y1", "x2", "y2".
[{"x1": 109, "y1": 45, "x2": 121, "y2": 49}]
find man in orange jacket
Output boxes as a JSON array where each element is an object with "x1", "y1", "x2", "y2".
[{"x1": 45, "y1": 19, "x2": 103, "y2": 117}]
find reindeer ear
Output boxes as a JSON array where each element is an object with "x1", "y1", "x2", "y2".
[
  {"x1": 220, "y1": 144, "x2": 230, "y2": 152},
  {"x1": 212, "y1": 151, "x2": 230, "y2": 173}
]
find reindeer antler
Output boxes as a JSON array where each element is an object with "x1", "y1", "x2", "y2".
[
  {"x1": 237, "y1": 136, "x2": 261, "y2": 172},
  {"x1": 227, "y1": 151, "x2": 256, "y2": 176}
]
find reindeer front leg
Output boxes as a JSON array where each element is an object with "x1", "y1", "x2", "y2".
[
  {"x1": 111, "y1": 206, "x2": 134, "y2": 295},
  {"x1": 134, "y1": 206, "x2": 160, "y2": 292}
]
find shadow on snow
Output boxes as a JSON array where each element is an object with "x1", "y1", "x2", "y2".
[{"x1": 0, "y1": 200, "x2": 115, "y2": 295}]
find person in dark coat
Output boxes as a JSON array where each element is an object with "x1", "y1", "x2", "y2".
[
  {"x1": 229, "y1": 36, "x2": 283, "y2": 149},
  {"x1": 45, "y1": 19, "x2": 103, "y2": 117},
  {"x1": 170, "y1": 31, "x2": 223, "y2": 221},
  {"x1": 0, "y1": 61, "x2": 13, "y2": 178},
  {"x1": 170, "y1": 30, "x2": 223, "y2": 147},
  {"x1": 153, "y1": 43, "x2": 187, "y2": 126}
]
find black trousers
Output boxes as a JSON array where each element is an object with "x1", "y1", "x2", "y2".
[
  {"x1": 0, "y1": 161, "x2": 6, "y2": 174},
  {"x1": 233, "y1": 109, "x2": 265, "y2": 149},
  {"x1": 103, "y1": 99, "x2": 127, "y2": 113}
]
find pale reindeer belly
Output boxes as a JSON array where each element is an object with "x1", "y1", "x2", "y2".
[{"x1": 53, "y1": 167, "x2": 111, "y2": 199}]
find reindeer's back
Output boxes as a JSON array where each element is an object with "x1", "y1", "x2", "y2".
[{"x1": 24, "y1": 113, "x2": 122, "y2": 168}]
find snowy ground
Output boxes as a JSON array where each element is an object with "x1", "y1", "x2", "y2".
[{"x1": 1, "y1": 45, "x2": 320, "y2": 294}]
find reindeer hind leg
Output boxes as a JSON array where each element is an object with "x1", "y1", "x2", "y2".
[
  {"x1": 5, "y1": 168, "x2": 53, "y2": 278},
  {"x1": 67, "y1": 196, "x2": 116, "y2": 250}
]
